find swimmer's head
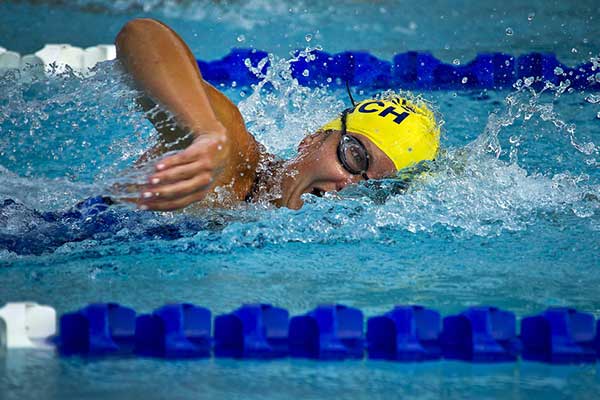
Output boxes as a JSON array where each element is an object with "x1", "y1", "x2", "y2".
[
  {"x1": 318, "y1": 96, "x2": 440, "y2": 173},
  {"x1": 277, "y1": 96, "x2": 440, "y2": 209}
]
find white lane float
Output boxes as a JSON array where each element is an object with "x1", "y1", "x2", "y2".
[
  {"x1": 0, "y1": 302, "x2": 56, "y2": 349},
  {"x1": 0, "y1": 44, "x2": 116, "y2": 76},
  {"x1": 0, "y1": 47, "x2": 21, "y2": 69}
]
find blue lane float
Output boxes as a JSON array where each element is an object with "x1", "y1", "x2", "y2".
[
  {"x1": 289, "y1": 304, "x2": 364, "y2": 359},
  {"x1": 59, "y1": 303, "x2": 136, "y2": 355},
  {"x1": 521, "y1": 308, "x2": 597, "y2": 364},
  {"x1": 52, "y1": 303, "x2": 600, "y2": 364},
  {"x1": 440, "y1": 307, "x2": 520, "y2": 362},
  {"x1": 196, "y1": 49, "x2": 599, "y2": 90},
  {"x1": 214, "y1": 304, "x2": 289, "y2": 358},
  {"x1": 367, "y1": 305, "x2": 442, "y2": 361},
  {"x1": 135, "y1": 303, "x2": 211, "y2": 358}
]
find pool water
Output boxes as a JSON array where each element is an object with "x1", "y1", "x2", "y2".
[{"x1": 1, "y1": 1, "x2": 600, "y2": 399}]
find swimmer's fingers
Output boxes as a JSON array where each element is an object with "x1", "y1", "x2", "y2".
[
  {"x1": 139, "y1": 188, "x2": 210, "y2": 211},
  {"x1": 141, "y1": 172, "x2": 212, "y2": 201},
  {"x1": 155, "y1": 133, "x2": 228, "y2": 172},
  {"x1": 149, "y1": 159, "x2": 212, "y2": 185}
]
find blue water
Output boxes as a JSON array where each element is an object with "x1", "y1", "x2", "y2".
[{"x1": 1, "y1": 1, "x2": 600, "y2": 399}]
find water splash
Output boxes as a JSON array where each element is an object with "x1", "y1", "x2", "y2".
[
  {"x1": 237, "y1": 46, "x2": 344, "y2": 156},
  {"x1": 0, "y1": 48, "x2": 599, "y2": 258},
  {"x1": 0, "y1": 61, "x2": 157, "y2": 206},
  {"x1": 470, "y1": 72, "x2": 599, "y2": 169}
]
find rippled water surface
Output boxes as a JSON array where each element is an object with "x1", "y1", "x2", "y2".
[{"x1": 1, "y1": 1, "x2": 600, "y2": 399}]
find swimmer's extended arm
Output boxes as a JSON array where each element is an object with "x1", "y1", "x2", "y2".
[{"x1": 116, "y1": 18, "x2": 259, "y2": 210}]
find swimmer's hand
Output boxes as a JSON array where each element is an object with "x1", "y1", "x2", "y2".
[{"x1": 139, "y1": 128, "x2": 229, "y2": 211}]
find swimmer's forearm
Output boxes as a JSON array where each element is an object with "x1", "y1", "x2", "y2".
[{"x1": 115, "y1": 18, "x2": 225, "y2": 137}]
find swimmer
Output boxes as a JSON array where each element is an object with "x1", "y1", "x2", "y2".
[{"x1": 115, "y1": 18, "x2": 440, "y2": 211}]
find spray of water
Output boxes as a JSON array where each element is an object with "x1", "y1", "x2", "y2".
[{"x1": 0, "y1": 49, "x2": 599, "y2": 256}]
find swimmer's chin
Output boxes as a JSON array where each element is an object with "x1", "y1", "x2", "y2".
[{"x1": 285, "y1": 194, "x2": 304, "y2": 210}]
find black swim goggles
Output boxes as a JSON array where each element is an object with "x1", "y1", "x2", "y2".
[{"x1": 337, "y1": 108, "x2": 370, "y2": 180}]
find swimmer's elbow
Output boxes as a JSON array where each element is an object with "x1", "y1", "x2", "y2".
[{"x1": 115, "y1": 18, "x2": 168, "y2": 56}]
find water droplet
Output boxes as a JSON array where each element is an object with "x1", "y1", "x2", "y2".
[
  {"x1": 527, "y1": 12, "x2": 535, "y2": 21},
  {"x1": 305, "y1": 34, "x2": 312, "y2": 42},
  {"x1": 461, "y1": 77, "x2": 468, "y2": 84},
  {"x1": 584, "y1": 94, "x2": 600, "y2": 104},
  {"x1": 302, "y1": 69, "x2": 310, "y2": 77},
  {"x1": 505, "y1": 27, "x2": 514, "y2": 36},
  {"x1": 452, "y1": 59, "x2": 460, "y2": 65},
  {"x1": 236, "y1": 34, "x2": 246, "y2": 43}
]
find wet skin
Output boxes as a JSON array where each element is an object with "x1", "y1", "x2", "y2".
[{"x1": 116, "y1": 18, "x2": 397, "y2": 211}]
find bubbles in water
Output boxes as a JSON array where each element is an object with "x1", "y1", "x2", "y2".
[
  {"x1": 571, "y1": 47, "x2": 578, "y2": 53},
  {"x1": 236, "y1": 34, "x2": 246, "y2": 43},
  {"x1": 505, "y1": 27, "x2": 514, "y2": 36},
  {"x1": 461, "y1": 77, "x2": 468, "y2": 84},
  {"x1": 527, "y1": 12, "x2": 535, "y2": 21},
  {"x1": 554, "y1": 67, "x2": 564, "y2": 76},
  {"x1": 584, "y1": 94, "x2": 600, "y2": 104},
  {"x1": 302, "y1": 69, "x2": 310, "y2": 77},
  {"x1": 452, "y1": 59, "x2": 460, "y2": 65},
  {"x1": 304, "y1": 34, "x2": 312, "y2": 42}
]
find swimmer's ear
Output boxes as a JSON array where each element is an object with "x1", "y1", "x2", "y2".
[{"x1": 298, "y1": 130, "x2": 327, "y2": 151}]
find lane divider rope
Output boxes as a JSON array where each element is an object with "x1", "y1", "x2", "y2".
[
  {"x1": 0, "y1": 45, "x2": 598, "y2": 90},
  {"x1": 1, "y1": 302, "x2": 599, "y2": 363}
]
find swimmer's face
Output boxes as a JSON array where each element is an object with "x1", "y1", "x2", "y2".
[{"x1": 279, "y1": 130, "x2": 397, "y2": 209}]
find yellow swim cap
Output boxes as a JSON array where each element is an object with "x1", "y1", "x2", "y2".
[{"x1": 319, "y1": 97, "x2": 440, "y2": 172}]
